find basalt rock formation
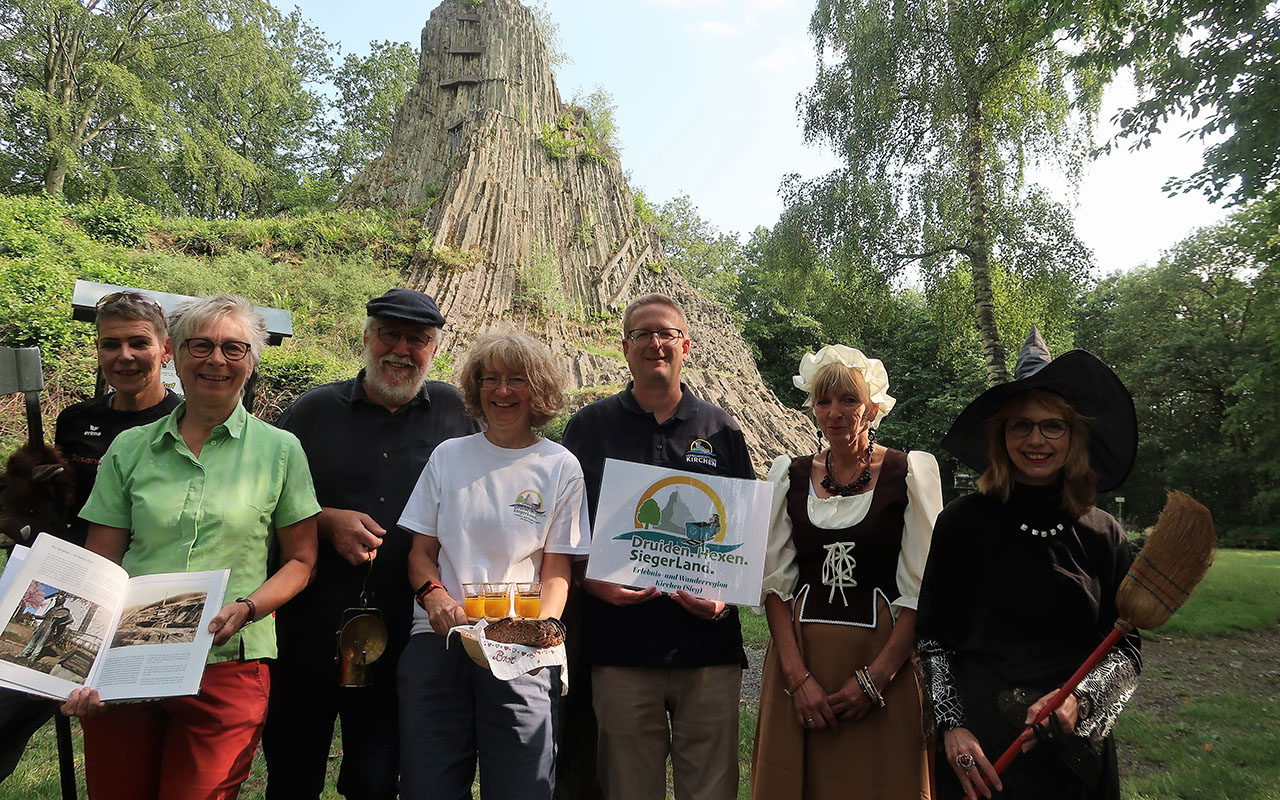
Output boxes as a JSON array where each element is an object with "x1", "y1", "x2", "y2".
[{"x1": 345, "y1": 0, "x2": 811, "y2": 471}]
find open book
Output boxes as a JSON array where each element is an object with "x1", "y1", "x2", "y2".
[{"x1": 0, "y1": 533, "x2": 227, "y2": 702}]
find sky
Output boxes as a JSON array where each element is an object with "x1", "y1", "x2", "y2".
[{"x1": 285, "y1": 0, "x2": 1231, "y2": 275}]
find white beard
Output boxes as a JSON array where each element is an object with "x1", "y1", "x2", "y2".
[{"x1": 363, "y1": 349, "x2": 428, "y2": 406}]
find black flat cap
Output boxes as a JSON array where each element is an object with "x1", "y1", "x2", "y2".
[{"x1": 366, "y1": 288, "x2": 446, "y2": 328}]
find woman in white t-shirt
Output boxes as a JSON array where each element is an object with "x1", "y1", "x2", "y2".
[{"x1": 397, "y1": 332, "x2": 591, "y2": 800}]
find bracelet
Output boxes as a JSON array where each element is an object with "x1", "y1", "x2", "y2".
[
  {"x1": 235, "y1": 597, "x2": 257, "y2": 624},
  {"x1": 783, "y1": 671, "x2": 811, "y2": 697},
  {"x1": 414, "y1": 580, "x2": 444, "y2": 608},
  {"x1": 856, "y1": 666, "x2": 886, "y2": 708}
]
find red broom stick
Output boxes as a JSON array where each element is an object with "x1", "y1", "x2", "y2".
[
  {"x1": 991, "y1": 491, "x2": 1215, "y2": 777},
  {"x1": 991, "y1": 626, "x2": 1128, "y2": 774}
]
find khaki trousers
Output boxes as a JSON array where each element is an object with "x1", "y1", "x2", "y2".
[{"x1": 592, "y1": 664, "x2": 742, "y2": 800}]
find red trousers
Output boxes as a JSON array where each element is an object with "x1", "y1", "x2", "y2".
[{"x1": 82, "y1": 659, "x2": 270, "y2": 800}]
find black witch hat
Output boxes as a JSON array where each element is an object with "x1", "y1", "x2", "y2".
[{"x1": 941, "y1": 326, "x2": 1138, "y2": 492}]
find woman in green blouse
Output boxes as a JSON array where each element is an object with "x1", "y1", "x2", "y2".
[{"x1": 63, "y1": 293, "x2": 320, "y2": 800}]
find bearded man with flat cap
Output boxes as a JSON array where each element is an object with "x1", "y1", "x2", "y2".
[{"x1": 263, "y1": 289, "x2": 479, "y2": 800}]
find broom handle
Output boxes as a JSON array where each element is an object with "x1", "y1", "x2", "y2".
[{"x1": 991, "y1": 626, "x2": 1127, "y2": 775}]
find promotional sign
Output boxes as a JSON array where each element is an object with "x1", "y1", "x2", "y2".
[{"x1": 585, "y1": 459, "x2": 770, "y2": 607}]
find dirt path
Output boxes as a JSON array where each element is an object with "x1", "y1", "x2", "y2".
[{"x1": 1128, "y1": 626, "x2": 1280, "y2": 715}]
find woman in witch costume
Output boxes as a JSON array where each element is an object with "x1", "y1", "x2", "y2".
[
  {"x1": 915, "y1": 327, "x2": 1142, "y2": 800},
  {"x1": 751, "y1": 345, "x2": 941, "y2": 800}
]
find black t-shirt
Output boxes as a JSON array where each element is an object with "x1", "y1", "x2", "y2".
[
  {"x1": 562, "y1": 383, "x2": 755, "y2": 669},
  {"x1": 54, "y1": 390, "x2": 182, "y2": 547},
  {"x1": 273, "y1": 372, "x2": 479, "y2": 670}
]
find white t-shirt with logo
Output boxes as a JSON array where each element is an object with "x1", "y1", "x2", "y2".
[{"x1": 399, "y1": 432, "x2": 592, "y2": 636}]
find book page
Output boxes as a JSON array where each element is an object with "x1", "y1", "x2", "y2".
[
  {"x1": 0, "y1": 534, "x2": 130, "y2": 700},
  {"x1": 91, "y1": 569, "x2": 228, "y2": 702}
]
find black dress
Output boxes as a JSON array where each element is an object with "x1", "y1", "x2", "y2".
[{"x1": 916, "y1": 482, "x2": 1141, "y2": 800}]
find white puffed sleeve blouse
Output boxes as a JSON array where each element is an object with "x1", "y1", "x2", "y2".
[{"x1": 757, "y1": 450, "x2": 943, "y2": 615}]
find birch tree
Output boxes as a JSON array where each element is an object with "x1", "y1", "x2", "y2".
[{"x1": 800, "y1": 0, "x2": 1099, "y2": 385}]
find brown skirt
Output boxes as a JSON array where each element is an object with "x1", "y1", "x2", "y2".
[{"x1": 751, "y1": 596, "x2": 934, "y2": 800}]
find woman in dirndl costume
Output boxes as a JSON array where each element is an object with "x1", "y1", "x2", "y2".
[{"x1": 751, "y1": 345, "x2": 940, "y2": 800}]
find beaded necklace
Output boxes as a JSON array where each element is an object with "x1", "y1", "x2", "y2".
[{"x1": 820, "y1": 442, "x2": 874, "y2": 496}]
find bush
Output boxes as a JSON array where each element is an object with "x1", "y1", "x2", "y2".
[
  {"x1": 1222, "y1": 524, "x2": 1275, "y2": 549},
  {"x1": 540, "y1": 122, "x2": 574, "y2": 160},
  {"x1": 70, "y1": 196, "x2": 153, "y2": 246},
  {"x1": 253, "y1": 346, "x2": 358, "y2": 423},
  {"x1": 0, "y1": 196, "x2": 143, "y2": 355},
  {"x1": 536, "y1": 411, "x2": 570, "y2": 443},
  {"x1": 514, "y1": 242, "x2": 576, "y2": 318}
]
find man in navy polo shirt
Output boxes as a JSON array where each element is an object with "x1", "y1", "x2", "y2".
[
  {"x1": 263, "y1": 289, "x2": 479, "y2": 800},
  {"x1": 562, "y1": 293, "x2": 754, "y2": 800}
]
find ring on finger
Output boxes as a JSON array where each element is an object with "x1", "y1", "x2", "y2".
[
  {"x1": 805, "y1": 718, "x2": 815, "y2": 726},
  {"x1": 956, "y1": 752, "x2": 976, "y2": 770}
]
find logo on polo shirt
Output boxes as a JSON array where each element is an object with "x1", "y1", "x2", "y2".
[
  {"x1": 684, "y1": 439, "x2": 717, "y2": 467},
  {"x1": 84, "y1": 425, "x2": 102, "y2": 438},
  {"x1": 510, "y1": 490, "x2": 547, "y2": 525}
]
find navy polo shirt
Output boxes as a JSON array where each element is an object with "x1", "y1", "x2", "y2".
[
  {"x1": 273, "y1": 371, "x2": 479, "y2": 667},
  {"x1": 563, "y1": 383, "x2": 754, "y2": 669}
]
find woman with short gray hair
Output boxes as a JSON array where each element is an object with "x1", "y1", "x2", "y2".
[{"x1": 62, "y1": 293, "x2": 320, "y2": 800}]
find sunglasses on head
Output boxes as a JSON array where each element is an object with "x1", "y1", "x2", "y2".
[{"x1": 96, "y1": 291, "x2": 162, "y2": 310}]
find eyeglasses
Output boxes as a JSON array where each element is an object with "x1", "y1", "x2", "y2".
[
  {"x1": 480, "y1": 375, "x2": 529, "y2": 390},
  {"x1": 375, "y1": 327, "x2": 434, "y2": 351},
  {"x1": 1006, "y1": 418, "x2": 1069, "y2": 439},
  {"x1": 96, "y1": 291, "x2": 162, "y2": 310},
  {"x1": 625, "y1": 328, "x2": 684, "y2": 344},
  {"x1": 183, "y1": 338, "x2": 251, "y2": 361}
]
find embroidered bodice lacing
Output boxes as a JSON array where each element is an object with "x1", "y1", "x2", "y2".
[{"x1": 821, "y1": 541, "x2": 858, "y2": 606}]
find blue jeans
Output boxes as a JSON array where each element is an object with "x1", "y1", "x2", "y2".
[{"x1": 398, "y1": 633, "x2": 560, "y2": 800}]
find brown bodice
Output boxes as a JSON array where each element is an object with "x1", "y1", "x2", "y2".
[{"x1": 786, "y1": 449, "x2": 909, "y2": 626}]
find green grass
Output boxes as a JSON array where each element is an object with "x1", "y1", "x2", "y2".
[
  {"x1": 1155, "y1": 550, "x2": 1280, "y2": 638},
  {"x1": 0, "y1": 718, "x2": 343, "y2": 799},
  {"x1": 0, "y1": 719, "x2": 86, "y2": 800},
  {"x1": 1119, "y1": 692, "x2": 1280, "y2": 800},
  {"x1": 1116, "y1": 549, "x2": 1280, "y2": 799},
  {"x1": 739, "y1": 607, "x2": 770, "y2": 647},
  {"x1": 576, "y1": 342, "x2": 624, "y2": 361}
]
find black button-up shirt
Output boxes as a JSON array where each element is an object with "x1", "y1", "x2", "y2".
[
  {"x1": 274, "y1": 372, "x2": 479, "y2": 670},
  {"x1": 563, "y1": 383, "x2": 754, "y2": 668}
]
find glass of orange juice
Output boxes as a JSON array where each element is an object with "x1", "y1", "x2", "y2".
[
  {"x1": 515, "y1": 582, "x2": 542, "y2": 619},
  {"x1": 483, "y1": 582, "x2": 513, "y2": 621},
  {"x1": 462, "y1": 583, "x2": 485, "y2": 623}
]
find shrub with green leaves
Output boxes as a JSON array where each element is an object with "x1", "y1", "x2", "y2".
[
  {"x1": 515, "y1": 241, "x2": 576, "y2": 318},
  {"x1": 70, "y1": 196, "x2": 154, "y2": 246}
]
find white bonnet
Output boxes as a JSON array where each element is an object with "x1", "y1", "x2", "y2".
[{"x1": 793, "y1": 344, "x2": 896, "y2": 426}]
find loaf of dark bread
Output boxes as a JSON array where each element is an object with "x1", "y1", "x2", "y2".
[{"x1": 484, "y1": 617, "x2": 566, "y2": 648}]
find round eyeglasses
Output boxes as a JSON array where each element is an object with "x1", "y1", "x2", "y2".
[
  {"x1": 1006, "y1": 418, "x2": 1069, "y2": 439},
  {"x1": 183, "y1": 338, "x2": 251, "y2": 361}
]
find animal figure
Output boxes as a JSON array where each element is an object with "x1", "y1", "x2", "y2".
[{"x1": 0, "y1": 443, "x2": 74, "y2": 550}]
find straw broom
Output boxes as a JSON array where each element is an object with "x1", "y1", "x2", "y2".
[{"x1": 991, "y1": 490, "x2": 1217, "y2": 775}]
